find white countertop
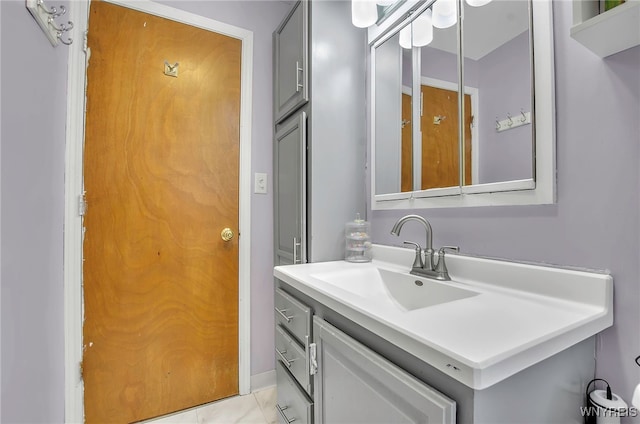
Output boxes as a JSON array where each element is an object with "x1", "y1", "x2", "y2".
[{"x1": 274, "y1": 244, "x2": 613, "y2": 390}]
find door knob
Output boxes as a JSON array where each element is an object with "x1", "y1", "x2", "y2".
[{"x1": 221, "y1": 228, "x2": 234, "y2": 242}]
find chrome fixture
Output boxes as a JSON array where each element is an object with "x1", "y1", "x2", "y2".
[
  {"x1": 390, "y1": 214, "x2": 458, "y2": 281},
  {"x1": 390, "y1": 214, "x2": 435, "y2": 271},
  {"x1": 434, "y1": 246, "x2": 460, "y2": 281}
]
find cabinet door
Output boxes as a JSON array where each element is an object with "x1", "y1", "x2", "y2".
[
  {"x1": 274, "y1": 111, "x2": 307, "y2": 266},
  {"x1": 312, "y1": 317, "x2": 456, "y2": 424},
  {"x1": 274, "y1": 0, "x2": 308, "y2": 123}
]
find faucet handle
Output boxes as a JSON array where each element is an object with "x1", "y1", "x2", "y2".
[
  {"x1": 403, "y1": 241, "x2": 424, "y2": 269},
  {"x1": 438, "y1": 246, "x2": 459, "y2": 256},
  {"x1": 435, "y1": 246, "x2": 459, "y2": 277}
]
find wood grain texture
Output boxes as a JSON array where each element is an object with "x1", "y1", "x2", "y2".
[
  {"x1": 421, "y1": 86, "x2": 472, "y2": 190},
  {"x1": 83, "y1": 2, "x2": 241, "y2": 422}
]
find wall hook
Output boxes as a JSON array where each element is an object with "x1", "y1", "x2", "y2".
[
  {"x1": 507, "y1": 113, "x2": 513, "y2": 127},
  {"x1": 26, "y1": 0, "x2": 74, "y2": 46},
  {"x1": 164, "y1": 61, "x2": 179, "y2": 77},
  {"x1": 520, "y1": 109, "x2": 527, "y2": 123}
]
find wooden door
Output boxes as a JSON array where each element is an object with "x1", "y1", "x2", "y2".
[
  {"x1": 82, "y1": 2, "x2": 241, "y2": 422},
  {"x1": 421, "y1": 85, "x2": 472, "y2": 190}
]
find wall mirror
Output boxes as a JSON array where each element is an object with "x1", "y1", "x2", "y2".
[{"x1": 370, "y1": 0, "x2": 555, "y2": 209}]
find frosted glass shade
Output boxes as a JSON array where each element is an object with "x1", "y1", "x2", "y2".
[
  {"x1": 376, "y1": 0, "x2": 394, "y2": 5},
  {"x1": 432, "y1": 0, "x2": 457, "y2": 29},
  {"x1": 465, "y1": 0, "x2": 492, "y2": 6},
  {"x1": 352, "y1": 0, "x2": 378, "y2": 28},
  {"x1": 399, "y1": 25, "x2": 412, "y2": 49},
  {"x1": 412, "y1": 10, "x2": 433, "y2": 47}
]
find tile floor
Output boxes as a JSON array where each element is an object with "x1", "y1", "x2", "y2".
[{"x1": 143, "y1": 386, "x2": 277, "y2": 424}]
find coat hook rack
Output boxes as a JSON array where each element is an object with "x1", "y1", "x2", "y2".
[
  {"x1": 26, "y1": 0, "x2": 74, "y2": 47},
  {"x1": 495, "y1": 109, "x2": 531, "y2": 133}
]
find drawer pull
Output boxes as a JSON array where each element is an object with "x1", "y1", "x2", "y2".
[
  {"x1": 276, "y1": 403, "x2": 296, "y2": 423},
  {"x1": 275, "y1": 307, "x2": 293, "y2": 323},
  {"x1": 295, "y1": 61, "x2": 303, "y2": 93},
  {"x1": 276, "y1": 348, "x2": 296, "y2": 368}
]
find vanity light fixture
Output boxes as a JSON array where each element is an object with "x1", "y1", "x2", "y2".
[
  {"x1": 412, "y1": 9, "x2": 433, "y2": 46},
  {"x1": 432, "y1": 0, "x2": 457, "y2": 29},
  {"x1": 399, "y1": 24, "x2": 412, "y2": 49},
  {"x1": 352, "y1": 0, "x2": 378, "y2": 28},
  {"x1": 465, "y1": 0, "x2": 492, "y2": 6},
  {"x1": 399, "y1": 9, "x2": 433, "y2": 49}
]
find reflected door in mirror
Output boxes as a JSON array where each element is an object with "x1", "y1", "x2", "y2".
[{"x1": 421, "y1": 85, "x2": 472, "y2": 190}]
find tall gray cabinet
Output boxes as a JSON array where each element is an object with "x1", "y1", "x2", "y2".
[{"x1": 273, "y1": 0, "x2": 366, "y2": 267}]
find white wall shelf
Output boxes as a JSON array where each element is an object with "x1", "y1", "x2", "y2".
[{"x1": 570, "y1": 0, "x2": 640, "y2": 58}]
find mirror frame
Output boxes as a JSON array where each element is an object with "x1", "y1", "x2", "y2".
[{"x1": 369, "y1": 0, "x2": 555, "y2": 210}]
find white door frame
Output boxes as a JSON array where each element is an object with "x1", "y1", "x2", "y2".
[{"x1": 63, "y1": 1, "x2": 253, "y2": 421}]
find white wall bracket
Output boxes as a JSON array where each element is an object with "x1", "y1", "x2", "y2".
[
  {"x1": 496, "y1": 111, "x2": 531, "y2": 133},
  {"x1": 26, "y1": 0, "x2": 74, "y2": 46}
]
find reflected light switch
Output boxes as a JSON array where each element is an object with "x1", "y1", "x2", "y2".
[{"x1": 254, "y1": 173, "x2": 268, "y2": 194}]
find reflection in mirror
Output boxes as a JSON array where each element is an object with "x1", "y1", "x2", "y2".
[
  {"x1": 371, "y1": 0, "x2": 554, "y2": 209},
  {"x1": 462, "y1": 0, "x2": 533, "y2": 186},
  {"x1": 417, "y1": 1, "x2": 462, "y2": 190},
  {"x1": 376, "y1": 0, "x2": 407, "y2": 25},
  {"x1": 401, "y1": 48, "x2": 413, "y2": 192},
  {"x1": 374, "y1": 26, "x2": 412, "y2": 195}
]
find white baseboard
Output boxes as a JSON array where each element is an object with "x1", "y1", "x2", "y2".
[{"x1": 250, "y1": 369, "x2": 276, "y2": 392}]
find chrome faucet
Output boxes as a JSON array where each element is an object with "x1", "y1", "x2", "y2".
[
  {"x1": 390, "y1": 214, "x2": 435, "y2": 272},
  {"x1": 390, "y1": 214, "x2": 458, "y2": 281}
]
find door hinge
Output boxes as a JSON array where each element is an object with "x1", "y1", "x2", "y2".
[
  {"x1": 78, "y1": 194, "x2": 87, "y2": 216},
  {"x1": 309, "y1": 342, "x2": 317, "y2": 375},
  {"x1": 83, "y1": 30, "x2": 88, "y2": 53}
]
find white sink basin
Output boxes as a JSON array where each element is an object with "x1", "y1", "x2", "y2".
[
  {"x1": 274, "y1": 244, "x2": 613, "y2": 390},
  {"x1": 310, "y1": 266, "x2": 479, "y2": 311}
]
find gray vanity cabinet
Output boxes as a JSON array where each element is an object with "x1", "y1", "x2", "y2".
[
  {"x1": 313, "y1": 316, "x2": 457, "y2": 424},
  {"x1": 274, "y1": 111, "x2": 307, "y2": 266},
  {"x1": 272, "y1": 0, "x2": 366, "y2": 265},
  {"x1": 275, "y1": 287, "x2": 314, "y2": 424},
  {"x1": 274, "y1": 0, "x2": 308, "y2": 123}
]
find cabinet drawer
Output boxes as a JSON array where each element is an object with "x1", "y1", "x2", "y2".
[
  {"x1": 276, "y1": 325, "x2": 311, "y2": 394},
  {"x1": 275, "y1": 287, "x2": 312, "y2": 344},
  {"x1": 276, "y1": 361, "x2": 313, "y2": 424}
]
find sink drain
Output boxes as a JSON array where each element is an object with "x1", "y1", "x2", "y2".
[{"x1": 414, "y1": 280, "x2": 423, "y2": 286}]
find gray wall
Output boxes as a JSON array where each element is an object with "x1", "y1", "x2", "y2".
[
  {"x1": 1, "y1": 0, "x2": 290, "y2": 421},
  {"x1": 370, "y1": 0, "x2": 640, "y2": 416},
  {"x1": 1, "y1": 1, "x2": 68, "y2": 422}
]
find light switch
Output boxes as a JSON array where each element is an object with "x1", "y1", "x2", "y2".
[{"x1": 254, "y1": 173, "x2": 268, "y2": 194}]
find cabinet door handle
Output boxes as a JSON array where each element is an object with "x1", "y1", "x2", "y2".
[
  {"x1": 276, "y1": 403, "x2": 296, "y2": 423},
  {"x1": 295, "y1": 61, "x2": 303, "y2": 93},
  {"x1": 275, "y1": 348, "x2": 296, "y2": 368},
  {"x1": 293, "y1": 237, "x2": 301, "y2": 264},
  {"x1": 275, "y1": 307, "x2": 293, "y2": 323}
]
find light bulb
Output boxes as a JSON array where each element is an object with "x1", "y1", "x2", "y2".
[
  {"x1": 632, "y1": 384, "x2": 640, "y2": 408},
  {"x1": 432, "y1": 0, "x2": 457, "y2": 29},
  {"x1": 412, "y1": 10, "x2": 433, "y2": 47},
  {"x1": 352, "y1": 0, "x2": 378, "y2": 28},
  {"x1": 399, "y1": 25, "x2": 412, "y2": 49},
  {"x1": 465, "y1": 0, "x2": 492, "y2": 6}
]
